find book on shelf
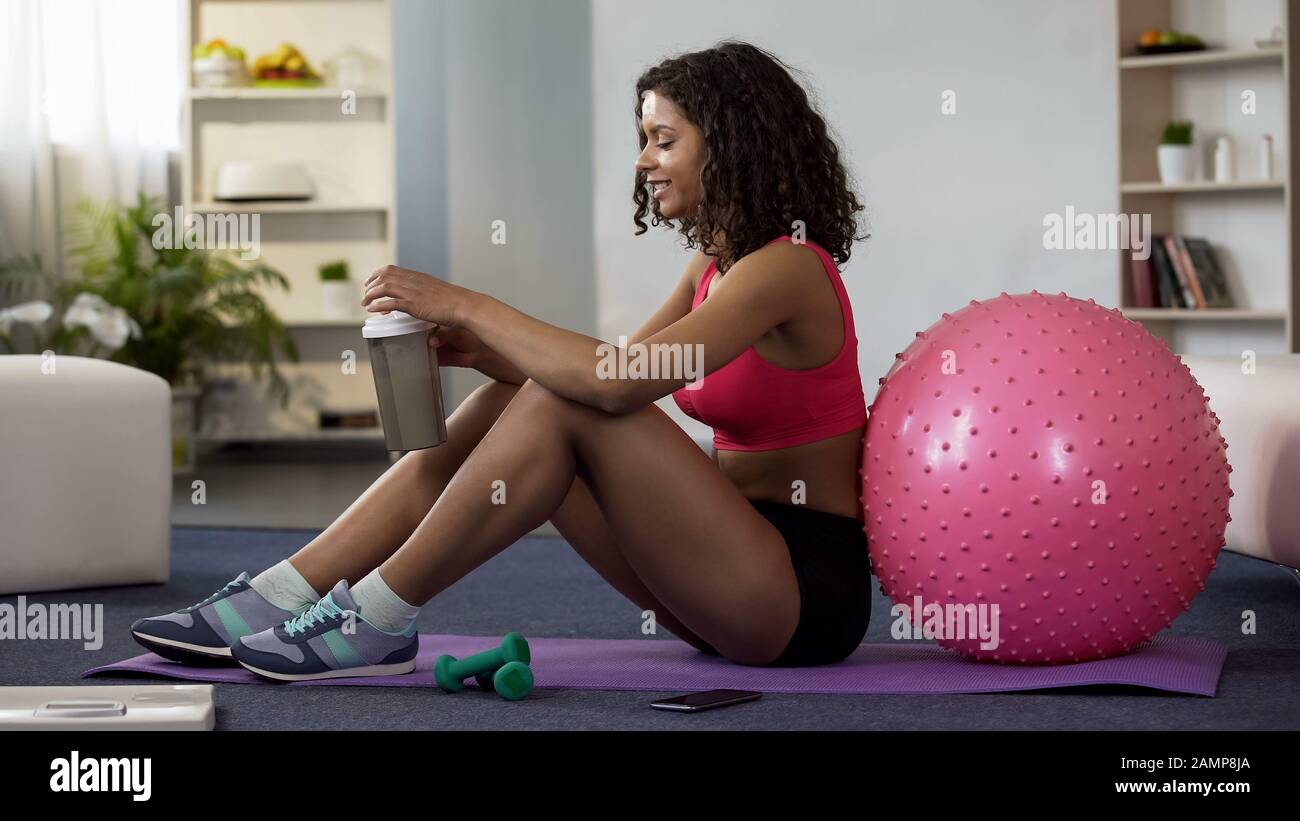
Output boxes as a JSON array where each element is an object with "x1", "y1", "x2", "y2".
[
  {"x1": 1161, "y1": 235, "x2": 1199, "y2": 308},
  {"x1": 1182, "y1": 238, "x2": 1233, "y2": 308},
  {"x1": 1149, "y1": 238, "x2": 1180, "y2": 308},
  {"x1": 1128, "y1": 254, "x2": 1156, "y2": 307},
  {"x1": 1129, "y1": 234, "x2": 1234, "y2": 311}
]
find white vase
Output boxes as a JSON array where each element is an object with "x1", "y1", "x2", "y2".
[
  {"x1": 1157, "y1": 144, "x2": 1198, "y2": 184},
  {"x1": 320, "y1": 280, "x2": 355, "y2": 321}
]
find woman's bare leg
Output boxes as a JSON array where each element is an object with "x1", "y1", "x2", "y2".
[
  {"x1": 548, "y1": 475, "x2": 717, "y2": 653},
  {"x1": 287, "y1": 380, "x2": 522, "y2": 593},
  {"x1": 287, "y1": 379, "x2": 717, "y2": 651},
  {"x1": 379, "y1": 380, "x2": 801, "y2": 665}
]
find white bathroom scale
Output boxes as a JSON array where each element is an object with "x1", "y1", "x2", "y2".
[{"x1": 0, "y1": 685, "x2": 215, "y2": 731}]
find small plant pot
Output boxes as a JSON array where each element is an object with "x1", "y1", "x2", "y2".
[
  {"x1": 1157, "y1": 144, "x2": 1198, "y2": 184},
  {"x1": 320, "y1": 280, "x2": 355, "y2": 321}
]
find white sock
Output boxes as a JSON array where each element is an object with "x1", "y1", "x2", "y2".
[
  {"x1": 351, "y1": 568, "x2": 422, "y2": 634},
  {"x1": 249, "y1": 560, "x2": 322, "y2": 613}
]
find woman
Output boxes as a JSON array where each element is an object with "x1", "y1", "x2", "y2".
[{"x1": 131, "y1": 40, "x2": 873, "y2": 675}]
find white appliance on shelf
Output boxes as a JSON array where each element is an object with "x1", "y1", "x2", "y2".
[{"x1": 213, "y1": 161, "x2": 315, "y2": 201}]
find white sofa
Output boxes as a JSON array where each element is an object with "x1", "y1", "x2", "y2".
[
  {"x1": 1182, "y1": 354, "x2": 1300, "y2": 570},
  {"x1": 0, "y1": 355, "x2": 171, "y2": 594}
]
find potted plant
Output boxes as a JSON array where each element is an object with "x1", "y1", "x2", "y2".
[
  {"x1": 318, "y1": 259, "x2": 354, "y2": 320},
  {"x1": 0, "y1": 195, "x2": 300, "y2": 472},
  {"x1": 1157, "y1": 120, "x2": 1197, "y2": 184}
]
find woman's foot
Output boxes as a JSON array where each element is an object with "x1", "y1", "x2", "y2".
[
  {"x1": 130, "y1": 572, "x2": 309, "y2": 665},
  {"x1": 230, "y1": 580, "x2": 419, "y2": 681}
]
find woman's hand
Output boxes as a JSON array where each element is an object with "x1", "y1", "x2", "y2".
[
  {"x1": 428, "y1": 325, "x2": 485, "y2": 368},
  {"x1": 362, "y1": 265, "x2": 476, "y2": 327},
  {"x1": 429, "y1": 326, "x2": 527, "y2": 385}
]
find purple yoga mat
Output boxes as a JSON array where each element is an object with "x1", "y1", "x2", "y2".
[{"x1": 83, "y1": 634, "x2": 1227, "y2": 696}]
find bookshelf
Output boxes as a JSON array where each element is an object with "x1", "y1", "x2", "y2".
[
  {"x1": 1116, "y1": 0, "x2": 1299, "y2": 354},
  {"x1": 181, "y1": 0, "x2": 395, "y2": 443}
]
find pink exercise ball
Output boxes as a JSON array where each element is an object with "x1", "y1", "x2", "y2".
[{"x1": 862, "y1": 291, "x2": 1232, "y2": 664}]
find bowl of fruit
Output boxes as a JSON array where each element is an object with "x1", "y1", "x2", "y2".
[
  {"x1": 253, "y1": 43, "x2": 323, "y2": 87},
  {"x1": 1137, "y1": 29, "x2": 1206, "y2": 55},
  {"x1": 192, "y1": 38, "x2": 248, "y2": 88}
]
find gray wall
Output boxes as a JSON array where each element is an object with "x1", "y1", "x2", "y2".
[
  {"x1": 395, "y1": 0, "x2": 596, "y2": 410},
  {"x1": 393, "y1": 0, "x2": 448, "y2": 287},
  {"x1": 593, "y1": 0, "x2": 1121, "y2": 441}
]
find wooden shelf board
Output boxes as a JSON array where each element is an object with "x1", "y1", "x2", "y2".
[
  {"x1": 188, "y1": 87, "x2": 389, "y2": 101},
  {"x1": 1121, "y1": 180, "x2": 1284, "y2": 194},
  {"x1": 1121, "y1": 308, "x2": 1287, "y2": 321},
  {"x1": 197, "y1": 429, "x2": 386, "y2": 444},
  {"x1": 1119, "y1": 48, "x2": 1283, "y2": 70},
  {"x1": 189, "y1": 200, "x2": 389, "y2": 214},
  {"x1": 282, "y1": 318, "x2": 367, "y2": 328}
]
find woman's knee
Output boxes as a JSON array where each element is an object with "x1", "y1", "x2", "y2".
[
  {"x1": 512, "y1": 379, "x2": 584, "y2": 419},
  {"x1": 408, "y1": 380, "x2": 521, "y2": 472},
  {"x1": 448, "y1": 380, "x2": 524, "y2": 428},
  {"x1": 465, "y1": 379, "x2": 523, "y2": 408}
]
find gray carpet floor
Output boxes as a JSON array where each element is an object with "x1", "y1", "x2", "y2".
[{"x1": 3, "y1": 528, "x2": 1298, "y2": 730}]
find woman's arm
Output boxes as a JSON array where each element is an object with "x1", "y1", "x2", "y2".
[
  {"x1": 423, "y1": 252, "x2": 707, "y2": 387},
  {"x1": 466, "y1": 242, "x2": 824, "y2": 413},
  {"x1": 361, "y1": 243, "x2": 819, "y2": 413}
]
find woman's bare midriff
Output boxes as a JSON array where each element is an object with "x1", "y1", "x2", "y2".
[{"x1": 713, "y1": 426, "x2": 864, "y2": 520}]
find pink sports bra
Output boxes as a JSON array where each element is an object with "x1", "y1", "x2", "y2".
[{"x1": 671, "y1": 236, "x2": 867, "y2": 452}]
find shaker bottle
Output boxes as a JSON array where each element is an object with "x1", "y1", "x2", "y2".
[{"x1": 362, "y1": 310, "x2": 448, "y2": 451}]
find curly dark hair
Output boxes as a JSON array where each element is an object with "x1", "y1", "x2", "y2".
[{"x1": 632, "y1": 40, "x2": 867, "y2": 272}]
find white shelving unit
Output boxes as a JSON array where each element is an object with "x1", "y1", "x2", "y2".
[
  {"x1": 1115, "y1": 0, "x2": 1299, "y2": 354},
  {"x1": 188, "y1": 86, "x2": 389, "y2": 100},
  {"x1": 182, "y1": 0, "x2": 395, "y2": 444}
]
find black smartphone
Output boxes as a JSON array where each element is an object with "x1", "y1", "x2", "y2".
[{"x1": 650, "y1": 689, "x2": 762, "y2": 712}]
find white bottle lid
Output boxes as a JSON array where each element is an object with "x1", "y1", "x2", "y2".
[{"x1": 362, "y1": 310, "x2": 435, "y2": 339}]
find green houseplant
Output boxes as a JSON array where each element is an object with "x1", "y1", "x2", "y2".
[
  {"x1": 1, "y1": 195, "x2": 300, "y2": 469},
  {"x1": 318, "y1": 258, "x2": 355, "y2": 320},
  {"x1": 1157, "y1": 120, "x2": 1197, "y2": 184}
]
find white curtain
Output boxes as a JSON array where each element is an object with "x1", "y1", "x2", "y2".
[
  {"x1": 0, "y1": 0, "x2": 182, "y2": 267},
  {"x1": 0, "y1": 0, "x2": 57, "y2": 264}
]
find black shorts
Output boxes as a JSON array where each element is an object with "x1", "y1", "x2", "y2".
[
  {"x1": 755, "y1": 499, "x2": 873, "y2": 666},
  {"x1": 686, "y1": 500, "x2": 873, "y2": 666}
]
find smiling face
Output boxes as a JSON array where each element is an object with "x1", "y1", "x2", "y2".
[{"x1": 635, "y1": 90, "x2": 706, "y2": 220}]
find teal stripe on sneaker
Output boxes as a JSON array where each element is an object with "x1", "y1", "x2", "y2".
[
  {"x1": 322, "y1": 628, "x2": 366, "y2": 668},
  {"x1": 212, "y1": 598, "x2": 253, "y2": 641}
]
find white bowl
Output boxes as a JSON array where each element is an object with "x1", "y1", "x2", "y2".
[{"x1": 193, "y1": 56, "x2": 246, "y2": 88}]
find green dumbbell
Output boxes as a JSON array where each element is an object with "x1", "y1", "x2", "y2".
[
  {"x1": 474, "y1": 663, "x2": 532, "y2": 699},
  {"x1": 434, "y1": 632, "x2": 531, "y2": 693},
  {"x1": 490, "y1": 661, "x2": 534, "y2": 701}
]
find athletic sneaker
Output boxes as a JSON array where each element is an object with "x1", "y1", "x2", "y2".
[
  {"x1": 230, "y1": 579, "x2": 419, "y2": 682},
  {"x1": 130, "y1": 572, "x2": 308, "y2": 665}
]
